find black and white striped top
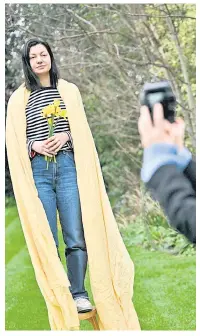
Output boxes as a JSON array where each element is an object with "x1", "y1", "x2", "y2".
[{"x1": 26, "y1": 87, "x2": 73, "y2": 157}]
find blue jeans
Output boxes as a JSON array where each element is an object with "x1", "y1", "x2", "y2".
[{"x1": 31, "y1": 150, "x2": 88, "y2": 299}]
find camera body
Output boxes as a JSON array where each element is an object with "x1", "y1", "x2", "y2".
[{"x1": 140, "y1": 81, "x2": 176, "y2": 123}]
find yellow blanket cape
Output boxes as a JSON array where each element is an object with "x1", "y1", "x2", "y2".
[{"x1": 6, "y1": 78, "x2": 140, "y2": 330}]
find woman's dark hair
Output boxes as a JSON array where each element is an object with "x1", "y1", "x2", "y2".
[{"x1": 22, "y1": 38, "x2": 60, "y2": 91}]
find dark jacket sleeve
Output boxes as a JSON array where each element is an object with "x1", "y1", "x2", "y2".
[
  {"x1": 146, "y1": 164, "x2": 196, "y2": 244},
  {"x1": 183, "y1": 159, "x2": 196, "y2": 192}
]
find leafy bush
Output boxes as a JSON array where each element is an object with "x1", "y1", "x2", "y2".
[{"x1": 118, "y1": 187, "x2": 196, "y2": 256}]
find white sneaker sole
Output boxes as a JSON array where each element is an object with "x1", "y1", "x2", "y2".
[{"x1": 77, "y1": 307, "x2": 93, "y2": 313}]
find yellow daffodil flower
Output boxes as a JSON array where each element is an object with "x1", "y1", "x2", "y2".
[
  {"x1": 41, "y1": 104, "x2": 55, "y2": 118},
  {"x1": 59, "y1": 109, "x2": 67, "y2": 119},
  {"x1": 55, "y1": 106, "x2": 62, "y2": 117},
  {"x1": 53, "y1": 99, "x2": 60, "y2": 108},
  {"x1": 41, "y1": 100, "x2": 68, "y2": 169},
  {"x1": 47, "y1": 117, "x2": 53, "y2": 126}
]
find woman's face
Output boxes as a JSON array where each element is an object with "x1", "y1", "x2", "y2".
[{"x1": 29, "y1": 44, "x2": 51, "y2": 76}]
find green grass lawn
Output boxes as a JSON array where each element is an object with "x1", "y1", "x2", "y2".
[{"x1": 5, "y1": 205, "x2": 196, "y2": 330}]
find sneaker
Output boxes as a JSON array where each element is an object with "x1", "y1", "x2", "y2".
[{"x1": 74, "y1": 297, "x2": 93, "y2": 313}]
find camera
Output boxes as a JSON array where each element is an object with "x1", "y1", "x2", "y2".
[{"x1": 140, "y1": 81, "x2": 176, "y2": 123}]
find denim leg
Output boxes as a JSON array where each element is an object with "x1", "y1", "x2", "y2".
[
  {"x1": 31, "y1": 155, "x2": 59, "y2": 249},
  {"x1": 56, "y1": 151, "x2": 88, "y2": 299}
]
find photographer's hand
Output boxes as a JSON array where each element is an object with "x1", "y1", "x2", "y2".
[
  {"x1": 170, "y1": 118, "x2": 185, "y2": 151},
  {"x1": 138, "y1": 103, "x2": 175, "y2": 148}
]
